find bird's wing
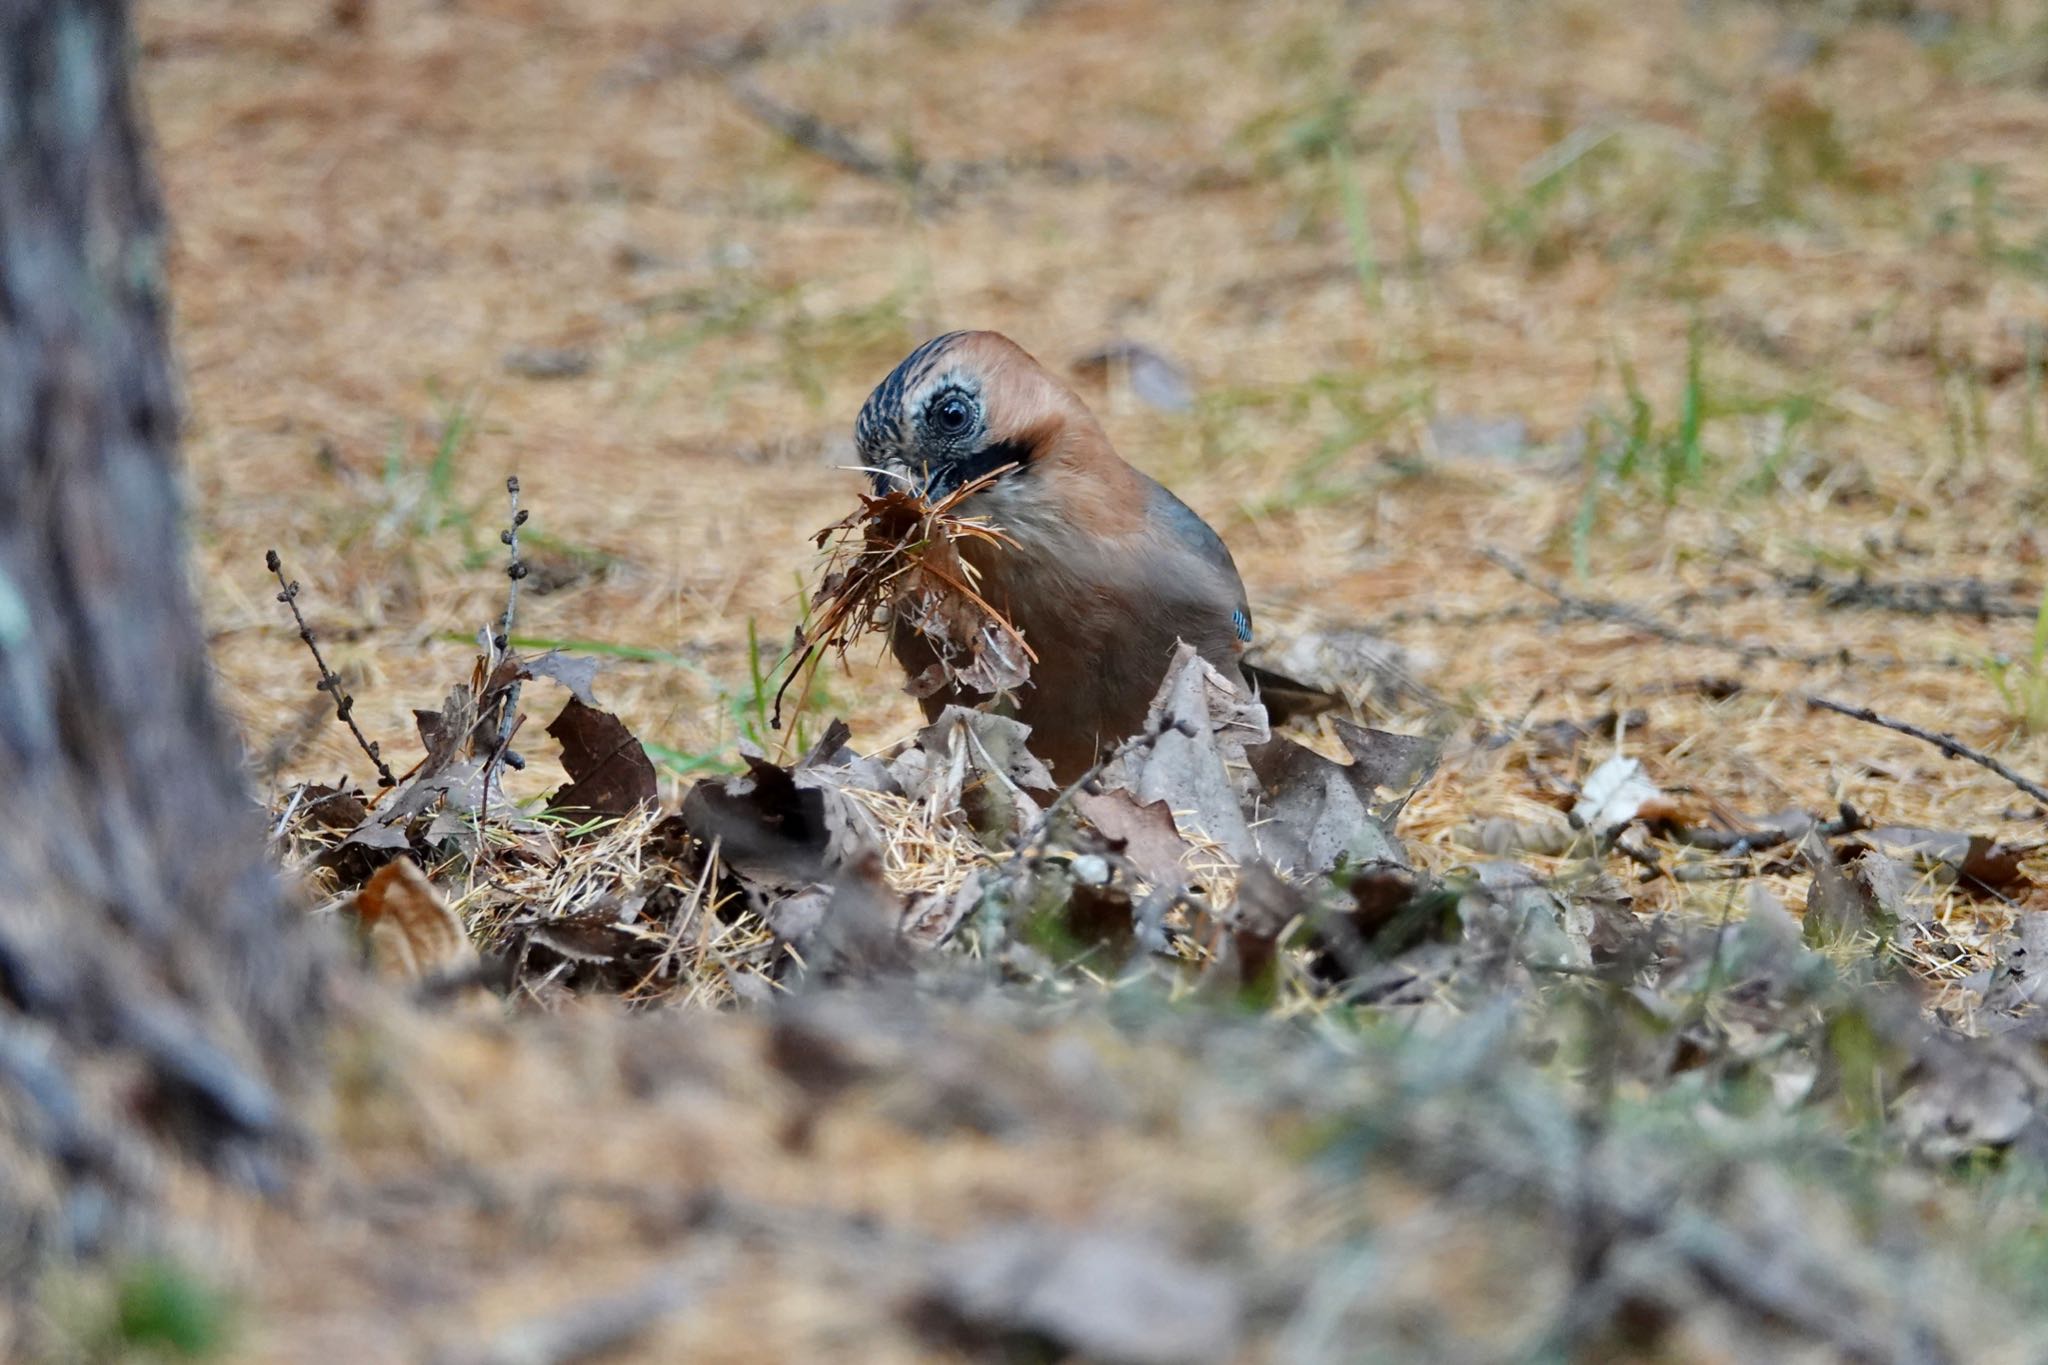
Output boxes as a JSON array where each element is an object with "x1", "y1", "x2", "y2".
[{"x1": 1144, "y1": 479, "x2": 1252, "y2": 642}]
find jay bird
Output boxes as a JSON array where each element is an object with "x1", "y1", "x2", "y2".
[{"x1": 854, "y1": 330, "x2": 1253, "y2": 782}]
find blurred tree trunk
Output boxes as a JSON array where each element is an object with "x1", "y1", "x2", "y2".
[{"x1": 0, "y1": 0, "x2": 321, "y2": 1269}]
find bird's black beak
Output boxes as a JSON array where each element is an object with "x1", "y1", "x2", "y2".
[
  {"x1": 868, "y1": 460, "x2": 921, "y2": 498},
  {"x1": 869, "y1": 458, "x2": 960, "y2": 504},
  {"x1": 918, "y1": 462, "x2": 963, "y2": 503}
]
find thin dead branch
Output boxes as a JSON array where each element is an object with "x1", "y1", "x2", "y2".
[
  {"x1": 1805, "y1": 695, "x2": 2048, "y2": 808},
  {"x1": 1777, "y1": 570, "x2": 2040, "y2": 621},
  {"x1": 727, "y1": 77, "x2": 914, "y2": 186},
  {"x1": 477, "y1": 477, "x2": 531, "y2": 827},
  {"x1": 1481, "y1": 549, "x2": 1842, "y2": 669},
  {"x1": 266, "y1": 547, "x2": 397, "y2": 787}
]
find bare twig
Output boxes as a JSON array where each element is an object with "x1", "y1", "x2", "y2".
[
  {"x1": 655, "y1": 23, "x2": 1185, "y2": 210},
  {"x1": 1777, "y1": 570, "x2": 2040, "y2": 621},
  {"x1": 720, "y1": 78, "x2": 1180, "y2": 205},
  {"x1": 1805, "y1": 695, "x2": 2048, "y2": 807},
  {"x1": 608, "y1": 0, "x2": 946, "y2": 84},
  {"x1": 480, "y1": 476, "x2": 530, "y2": 823},
  {"x1": 266, "y1": 548, "x2": 397, "y2": 787},
  {"x1": 726, "y1": 76, "x2": 913, "y2": 186},
  {"x1": 491, "y1": 475, "x2": 529, "y2": 719},
  {"x1": 1668, "y1": 802, "x2": 1866, "y2": 856},
  {"x1": 1482, "y1": 550, "x2": 1839, "y2": 668}
]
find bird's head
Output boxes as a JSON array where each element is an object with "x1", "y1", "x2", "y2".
[{"x1": 853, "y1": 331, "x2": 1094, "y2": 502}]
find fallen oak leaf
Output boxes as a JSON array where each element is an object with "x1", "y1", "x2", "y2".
[
  {"x1": 1247, "y1": 736, "x2": 1398, "y2": 876},
  {"x1": 412, "y1": 682, "x2": 479, "y2": 772},
  {"x1": 898, "y1": 707, "x2": 1052, "y2": 842},
  {"x1": 1329, "y1": 716, "x2": 1437, "y2": 796},
  {"x1": 1071, "y1": 788, "x2": 1192, "y2": 888},
  {"x1": 1801, "y1": 829, "x2": 1882, "y2": 946},
  {"x1": 345, "y1": 755, "x2": 488, "y2": 850},
  {"x1": 344, "y1": 683, "x2": 495, "y2": 851}
]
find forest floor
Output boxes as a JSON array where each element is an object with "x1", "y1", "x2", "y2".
[{"x1": 39, "y1": 0, "x2": 2048, "y2": 1359}]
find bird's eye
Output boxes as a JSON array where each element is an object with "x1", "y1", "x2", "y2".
[{"x1": 928, "y1": 390, "x2": 975, "y2": 438}]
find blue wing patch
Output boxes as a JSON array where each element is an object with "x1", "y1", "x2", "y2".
[{"x1": 1232, "y1": 606, "x2": 1253, "y2": 643}]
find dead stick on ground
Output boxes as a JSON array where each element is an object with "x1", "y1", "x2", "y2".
[
  {"x1": 1805, "y1": 695, "x2": 2048, "y2": 808},
  {"x1": 725, "y1": 77, "x2": 915, "y2": 187},
  {"x1": 266, "y1": 548, "x2": 397, "y2": 787},
  {"x1": 1481, "y1": 549, "x2": 1839, "y2": 668}
]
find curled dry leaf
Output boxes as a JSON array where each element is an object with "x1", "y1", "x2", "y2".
[
  {"x1": 681, "y1": 754, "x2": 879, "y2": 900},
  {"x1": 782, "y1": 466, "x2": 1035, "y2": 726},
  {"x1": 1852, "y1": 826, "x2": 2038, "y2": 898},
  {"x1": 1457, "y1": 863, "x2": 1591, "y2": 974},
  {"x1": 1247, "y1": 718, "x2": 1427, "y2": 877},
  {"x1": 353, "y1": 859, "x2": 476, "y2": 980}
]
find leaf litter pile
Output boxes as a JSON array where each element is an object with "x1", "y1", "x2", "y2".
[{"x1": 247, "y1": 470, "x2": 2048, "y2": 1360}]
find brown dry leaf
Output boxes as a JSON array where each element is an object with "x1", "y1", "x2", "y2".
[
  {"x1": 1330, "y1": 717, "x2": 1438, "y2": 795},
  {"x1": 1229, "y1": 862, "x2": 1307, "y2": 988},
  {"x1": 903, "y1": 869, "x2": 984, "y2": 947},
  {"x1": 1245, "y1": 721, "x2": 1422, "y2": 877},
  {"x1": 412, "y1": 682, "x2": 479, "y2": 772},
  {"x1": 1801, "y1": 830, "x2": 1879, "y2": 946},
  {"x1": 353, "y1": 858, "x2": 476, "y2": 980},
  {"x1": 1457, "y1": 863, "x2": 1591, "y2": 974},
  {"x1": 1072, "y1": 789, "x2": 1192, "y2": 888},
  {"x1": 1896, "y1": 1039, "x2": 2046, "y2": 1162},
  {"x1": 547, "y1": 696, "x2": 658, "y2": 817}
]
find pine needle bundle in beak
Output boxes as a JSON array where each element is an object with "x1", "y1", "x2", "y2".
[{"x1": 774, "y1": 465, "x2": 1035, "y2": 728}]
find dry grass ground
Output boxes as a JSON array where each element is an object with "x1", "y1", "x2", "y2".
[{"x1": 61, "y1": 0, "x2": 2048, "y2": 1356}]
